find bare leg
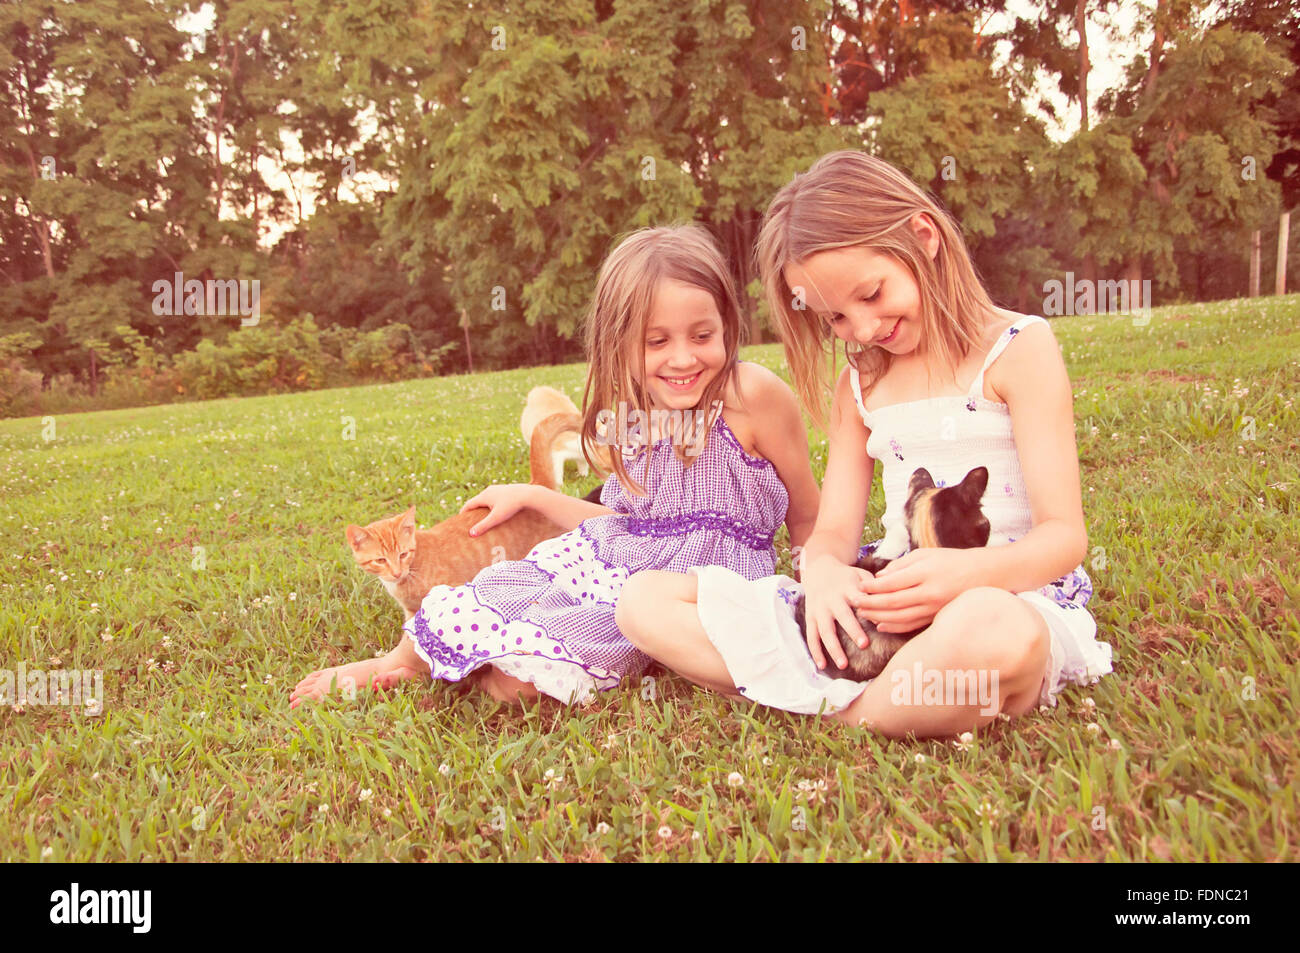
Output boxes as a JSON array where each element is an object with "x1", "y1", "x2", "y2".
[
  {"x1": 832, "y1": 587, "x2": 1050, "y2": 738},
  {"x1": 478, "y1": 665, "x2": 541, "y2": 705},
  {"x1": 616, "y1": 571, "x2": 744, "y2": 699}
]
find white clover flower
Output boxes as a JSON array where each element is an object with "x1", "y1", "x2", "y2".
[
  {"x1": 726, "y1": 771, "x2": 743, "y2": 787},
  {"x1": 438, "y1": 763, "x2": 451, "y2": 777},
  {"x1": 1109, "y1": 739, "x2": 1122, "y2": 751},
  {"x1": 1086, "y1": 722, "x2": 1100, "y2": 735},
  {"x1": 657, "y1": 825, "x2": 672, "y2": 840},
  {"x1": 595, "y1": 821, "x2": 611, "y2": 835},
  {"x1": 1082, "y1": 697, "x2": 1095, "y2": 710},
  {"x1": 913, "y1": 753, "x2": 926, "y2": 764},
  {"x1": 358, "y1": 789, "x2": 373, "y2": 803}
]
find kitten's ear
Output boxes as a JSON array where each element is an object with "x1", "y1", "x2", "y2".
[
  {"x1": 397, "y1": 505, "x2": 417, "y2": 536},
  {"x1": 345, "y1": 524, "x2": 368, "y2": 551},
  {"x1": 908, "y1": 468, "x2": 935, "y2": 494},
  {"x1": 959, "y1": 466, "x2": 989, "y2": 501}
]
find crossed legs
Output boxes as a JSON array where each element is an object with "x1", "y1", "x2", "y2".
[{"x1": 615, "y1": 571, "x2": 1049, "y2": 738}]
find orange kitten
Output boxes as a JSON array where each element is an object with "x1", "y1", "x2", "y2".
[{"x1": 346, "y1": 412, "x2": 586, "y2": 620}]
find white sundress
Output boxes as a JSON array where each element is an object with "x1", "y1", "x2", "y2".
[{"x1": 691, "y1": 314, "x2": 1114, "y2": 715}]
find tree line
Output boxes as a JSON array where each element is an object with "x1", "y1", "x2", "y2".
[{"x1": 1, "y1": 0, "x2": 1295, "y2": 412}]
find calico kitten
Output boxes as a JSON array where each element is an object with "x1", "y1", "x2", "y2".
[
  {"x1": 521, "y1": 385, "x2": 613, "y2": 485},
  {"x1": 347, "y1": 411, "x2": 584, "y2": 620},
  {"x1": 794, "y1": 466, "x2": 990, "y2": 681}
]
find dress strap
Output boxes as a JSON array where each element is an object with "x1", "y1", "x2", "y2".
[
  {"x1": 848, "y1": 365, "x2": 870, "y2": 424},
  {"x1": 967, "y1": 314, "x2": 1048, "y2": 398}
]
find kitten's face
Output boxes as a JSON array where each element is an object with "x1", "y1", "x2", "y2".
[
  {"x1": 903, "y1": 467, "x2": 991, "y2": 549},
  {"x1": 346, "y1": 506, "x2": 417, "y2": 583}
]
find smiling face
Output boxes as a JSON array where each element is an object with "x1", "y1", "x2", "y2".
[
  {"x1": 783, "y1": 245, "x2": 925, "y2": 356},
  {"x1": 780, "y1": 214, "x2": 941, "y2": 358},
  {"x1": 640, "y1": 278, "x2": 727, "y2": 411}
]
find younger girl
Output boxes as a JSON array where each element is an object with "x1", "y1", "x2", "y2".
[
  {"x1": 291, "y1": 224, "x2": 819, "y2": 707},
  {"x1": 616, "y1": 152, "x2": 1112, "y2": 736}
]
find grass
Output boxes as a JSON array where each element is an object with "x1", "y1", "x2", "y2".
[{"x1": 1, "y1": 296, "x2": 1297, "y2": 862}]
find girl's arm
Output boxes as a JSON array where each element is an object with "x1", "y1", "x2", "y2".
[
  {"x1": 977, "y1": 319, "x2": 1089, "y2": 588},
  {"x1": 797, "y1": 367, "x2": 880, "y2": 670},
  {"x1": 798, "y1": 365, "x2": 875, "y2": 573},
  {"x1": 745, "y1": 366, "x2": 821, "y2": 550},
  {"x1": 526, "y1": 484, "x2": 617, "y2": 532},
  {"x1": 462, "y1": 484, "x2": 615, "y2": 536}
]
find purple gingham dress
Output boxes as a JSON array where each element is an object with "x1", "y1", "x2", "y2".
[{"x1": 403, "y1": 402, "x2": 790, "y2": 703}]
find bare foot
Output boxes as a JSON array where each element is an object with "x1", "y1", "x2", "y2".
[{"x1": 290, "y1": 644, "x2": 425, "y2": 708}]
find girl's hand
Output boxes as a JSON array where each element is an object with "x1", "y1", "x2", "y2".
[
  {"x1": 853, "y1": 548, "x2": 984, "y2": 633},
  {"x1": 459, "y1": 484, "x2": 537, "y2": 536},
  {"x1": 801, "y1": 556, "x2": 875, "y2": 671}
]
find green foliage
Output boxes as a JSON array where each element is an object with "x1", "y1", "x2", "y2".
[
  {"x1": 1, "y1": 0, "x2": 1297, "y2": 397},
  {"x1": 1, "y1": 318, "x2": 457, "y2": 416},
  {"x1": 168, "y1": 317, "x2": 456, "y2": 400}
]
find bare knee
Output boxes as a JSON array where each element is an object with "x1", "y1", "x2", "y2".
[
  {"x1": 616, "y1": 571, "x2": 694, "y2": 649},
  {"x1": 614, "y1": 574, "x2": 651, "y2": 643},
  {"x1": 931, "y1": 587, "x2": 1049, "y2": 682}
]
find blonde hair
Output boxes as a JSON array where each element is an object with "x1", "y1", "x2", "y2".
[
  {"x1": 580, "y1": 223, "x2": 748, "y2": 497},
  {"x1": 755, "y1": 150, "x2": 997, "y2": 429}
]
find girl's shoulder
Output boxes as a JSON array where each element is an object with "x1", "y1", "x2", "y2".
[
  {"x1": 982, "y1": 311, "x2": 1059, "y2": 403},
  {"x1": 720, "y1": 360, "x2": 799, "y2": 459},
  {"x1": 724, "y1": 359, "x2": 794, "y2": 409}
]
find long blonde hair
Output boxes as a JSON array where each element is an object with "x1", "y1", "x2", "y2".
[
  {"x1": 581, "y1": 224, "x2": 748, "y2": 497},
  {"x1": 755, "y1": 150, "x2": 997, "y2": 429}
]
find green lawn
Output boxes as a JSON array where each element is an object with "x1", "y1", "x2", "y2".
[{"x1": 2, "y1": 296, "x2": 1297, "y2": 861}]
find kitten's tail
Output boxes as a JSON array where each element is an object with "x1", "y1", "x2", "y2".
[{"x1": 528, "y1": 412, "x2": 584, "y2": 491}]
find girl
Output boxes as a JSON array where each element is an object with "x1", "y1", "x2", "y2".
[
  {"x1": 616, "y1": 152, "x2": 1113, "y2": 736},
  {"x1": 291, "y1": 224, "x2": 819, "y2": 707}
]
